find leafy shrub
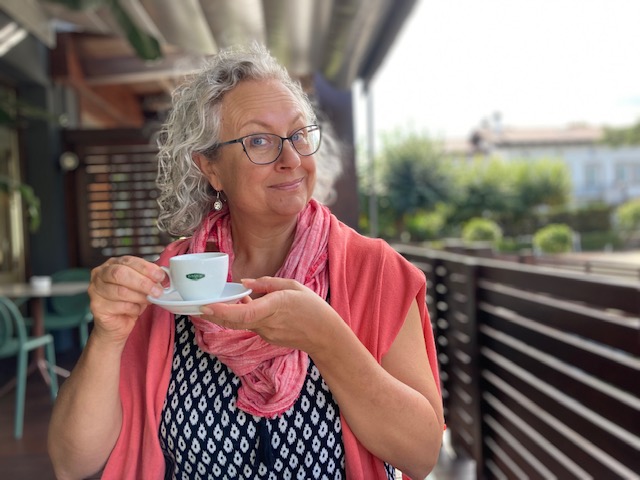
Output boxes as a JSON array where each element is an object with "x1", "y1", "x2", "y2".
[
  {"x1": 545, "y1": 203, "x2": 613, "y2": 233},
  {"x1": 497, "y1": 236, "x2": 532, "y2": 253},
  {"x1": 461, "y1": 218, "x2": 503, "y2": 244},
  {"x1": 579, "y1": 230, "x2": 622, "y2": 251},
  {"x1": 405, "y1": 208, "x2": 448, "y2": 242},
  {"x1": 533, "y1": 223, "x2": 573, "y2": 253},
  {"x1": 614, "y1": 198, "x2": 640, "y2": 240}
]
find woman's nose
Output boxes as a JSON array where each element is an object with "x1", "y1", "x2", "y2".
[{"x1": 276, "y1": 140, "x2": 302, "y2": 169}]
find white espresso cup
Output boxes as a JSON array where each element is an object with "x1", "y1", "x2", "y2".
[{"x1": 161, "y1": 252, "x2": 229, "y2": 301}]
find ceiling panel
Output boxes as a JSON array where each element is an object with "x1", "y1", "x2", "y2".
[
  {"x1": 2, "y1": 0, "x2": 416, "y2": 85},
  {"x1": 1, "y1": 0, "x2": 417, "y2": 122}
]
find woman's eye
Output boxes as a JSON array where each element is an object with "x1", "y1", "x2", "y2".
[
  {"x1": 291, "y1": 131, "x2": 306, "y2": 143},
  {"x1": 248, "y1": 136, "x2": 270, "y2": 148}
]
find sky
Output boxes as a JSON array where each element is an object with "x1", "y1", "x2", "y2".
[{"x1": 354, "y1": 0, "x2": 640, "y2": 142}]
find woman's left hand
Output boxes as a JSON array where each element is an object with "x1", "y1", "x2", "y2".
[
  {"x1": 201, "y1": 276, "x2": 444, "y2": 477},
  {"x1": 197, "y1": 277, "x2": 339, "y2": 353}
]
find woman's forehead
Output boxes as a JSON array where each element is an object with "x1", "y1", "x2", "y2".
[{"x1": 221, "y1": 80, "x2": 305, "y2": 133}]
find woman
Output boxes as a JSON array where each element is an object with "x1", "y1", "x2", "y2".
[{"x1": 48, "y1": 44, "x2": 444, "y2": 480}]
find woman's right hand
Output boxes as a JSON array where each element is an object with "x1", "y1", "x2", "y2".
[
  {"x1": 50, "y1": 254, "x2": 165, "y2": 479},
  {"x1": 88, "y1": 255, "x2": 166, "y2": 343}
]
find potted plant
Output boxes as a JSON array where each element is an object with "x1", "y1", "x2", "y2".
[{"x1": 0, "y1": 175, "x2": 41, "y2": 232}]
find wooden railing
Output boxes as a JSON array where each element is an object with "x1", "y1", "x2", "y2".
[
  {"x1": 394, "y1": 245, "x2": 640, "y2": 479},
  {"x1": 518, "y1": 255, "x2": 640, "y2": 281}
]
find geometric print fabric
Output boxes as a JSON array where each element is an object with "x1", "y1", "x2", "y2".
[{"x1": 159, "y1": 316, "x2": 397, "y2": 479}]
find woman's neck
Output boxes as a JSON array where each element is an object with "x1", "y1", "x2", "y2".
[{"x1": 229, "y1": 215, "x2": 298, "y2": 280}]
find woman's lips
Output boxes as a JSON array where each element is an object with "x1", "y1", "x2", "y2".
[{"x1": 270, "y1": 178, "x2": 304, "y2": 190}]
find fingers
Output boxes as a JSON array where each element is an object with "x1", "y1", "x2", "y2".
[
  {"x1": 209, "y1": 276, "x2": 301, "y2": 327},
  {"x1": 198, "y1": 287, "x2": 330, "y2": 351},
  {"x1": 91, "y1": 256, "x2": 165, "y2": 303},
  {"x1": 86, "y1": 256, "x2": 166, "y2": 342},
  {"x1": 199, "y1": 277, "x2": 313, "y2": 331},
  {"x1": 199, "y1": 287, "x2": 283, "y2": 327},
  {"x1": 199, "y1": 299, "x2": 262, "y2": 326},
  {"x1": 241, "y1": 276, "x2": 303, "y2": 294},
  {"x1": 204, "y1": 277, "x2": 307, "y2": 326},
  {"x1": 89, "y1": 256, "x2": 165, "y2": 322},
  {"x1": 89, "y1": 293, "x2": 146, "y2": 323}
]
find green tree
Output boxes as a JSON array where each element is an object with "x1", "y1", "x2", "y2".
[
  {"x1": 358, "y1": 131, "x2": 572, "y2": 242},
  {"x1": 614, "y1": 198, "x2": 640, "y2": 244},
  {"x1": 449, "y1": 157, "x2": 517, "y2": 224},
  {"x1": 512, "y1": 159, "x2": 571, "y2": 208},
  {"x1": 602, "y1": 120, "x2": 640, "y2": 147},
  {"x1": 358, "y1": 191, "x2": 400, "y2": 239},
  {"x1": 449, "y1": 157, "x2": 571, "y2": 235},
  {"x1": 405, "y1": 204, "x2": 450, "y2": 242},
  {"x1": 508, "y1": 158, "x2": 571, "y2": 233},
  {"x1": 379, "y1": 132, "x2": 454, "y2": 235}
]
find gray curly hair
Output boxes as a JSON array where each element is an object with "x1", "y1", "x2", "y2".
[{"x1": 156, "y1": 43, "x2": 343, "y2": 237}]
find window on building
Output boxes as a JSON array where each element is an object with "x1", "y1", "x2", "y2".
[
  {"x1": 614, "y1": 164, "x2": 627, "y2": 183},
  {"x1": 585, "y1": 164, "x2": 600, "y2": 188}
]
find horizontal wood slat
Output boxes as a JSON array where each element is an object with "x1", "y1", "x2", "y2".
[
  {"x1": 482, "y1": 352, "x2": 639, "y2": 478},
  {"x1": 480, "y1": 263, "x2": 640, "y2": 313},
  {"x1": 479, "y1": 280, "x2": 639, "y2": 355},
  {"x1": 480, "y1": 305, "x2": 639, "y2": 395},
  {"x1": 480, "y1": 324, "x2": 639, "y2": 437},
  {"x1": 64, "y1": 129, "x2": 173, "y2": 267},
  {"x1": 393, "y1": 245, "x2": 640, "y2": 479},
  {"x1": 483, "y1": 397, "x2": 588, "y2": 479}
]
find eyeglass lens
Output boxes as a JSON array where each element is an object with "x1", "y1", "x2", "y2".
[{"x1": 242, "y1": 125, "x2": 320, "y2": 164}]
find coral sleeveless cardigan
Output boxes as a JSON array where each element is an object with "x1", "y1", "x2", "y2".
[{"x1": 102, "y1": 215, "x2": 441, "y2": 480}]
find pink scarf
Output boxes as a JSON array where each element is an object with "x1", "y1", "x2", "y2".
[
  {"x1": 185, "y1": 199, "x2": 330, "y2": 417},
  {"x1": 103, "y1": 214, "x2": 442, "y2": 479}
]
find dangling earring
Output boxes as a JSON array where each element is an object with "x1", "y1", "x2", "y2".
[{"x1": 213, "y1": 191, "x2": 224, "y2": 211}]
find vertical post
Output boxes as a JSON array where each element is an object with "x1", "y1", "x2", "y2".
[
  {"x1": 465, "y1": 261, "x2": 485, "y2": 478},
  {"x1": 364, "y1": 82, "x2": 378, "y2": 238},
  {"x1": 313, "y1": 72, "x2": 359, "y2": 227}
]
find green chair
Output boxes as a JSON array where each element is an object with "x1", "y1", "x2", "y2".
[
  {"x1": 40, "y1": 268, "x2": 93, "y2": 349},
  {"x1": 0, "y1": 296, "x2": 58, "y2": 439}
]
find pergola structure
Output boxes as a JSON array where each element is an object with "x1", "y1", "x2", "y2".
[
  {"x1": 0, "y1": 0, "x2": 416, "y2": 126},
  {"x1": 0, "y1": 0, "x2": 417, "y2": 278}
]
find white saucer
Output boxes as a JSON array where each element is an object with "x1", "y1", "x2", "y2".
[{"x1": 147, "y1": 282, "x2": 252, "y2": 315}]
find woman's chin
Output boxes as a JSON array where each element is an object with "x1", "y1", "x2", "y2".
[{"x1": 273, "y1": 195, "x2": 310, "y2": 217}]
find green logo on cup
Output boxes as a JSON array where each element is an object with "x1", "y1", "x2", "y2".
[{"x1": 185, "y1": 273, "x2": 205, "y2": 281}]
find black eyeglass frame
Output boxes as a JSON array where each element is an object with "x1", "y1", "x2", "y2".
[{"x1": 213, "y1": 124, "x2": 322, "y2": 165}]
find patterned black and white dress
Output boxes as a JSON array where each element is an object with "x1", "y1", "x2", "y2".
[{"x1": 159, "y1": 315, "x2": 396, "y2": 480}]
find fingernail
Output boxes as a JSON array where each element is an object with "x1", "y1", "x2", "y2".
[
  {"x1": 151, "y1": 286, "x2": 163, "y2": 297},
  {"x1": 154, "y1": 270, "x2": 166, "y2": 282},
  {"x1": 199, "y1": 306, "x2": 213, "y2": 315}
]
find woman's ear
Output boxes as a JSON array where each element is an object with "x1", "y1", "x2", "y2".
[
  {"x1": 193, "y1": 152, "x2": 223, "y2": 191},
  {"x1": 193, "y1": 152, "x2": 209, "y2": 174}
]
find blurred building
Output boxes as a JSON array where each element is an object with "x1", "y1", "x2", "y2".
[{"x1": 446, "y1": 122, "x2": 640, "y2": 206}]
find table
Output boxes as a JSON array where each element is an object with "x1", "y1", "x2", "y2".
[{"x1": 0, "y1": 281, "x2": 90, "y2": 385}]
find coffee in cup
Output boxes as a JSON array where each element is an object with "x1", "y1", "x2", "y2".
[{"x1": 162, "y1": 252, "x2": 229, "y2": 301}]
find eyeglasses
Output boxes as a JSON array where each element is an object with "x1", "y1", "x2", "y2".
[{"x1": 214, "y1": 124, "x2": 321, "y2": 165}]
